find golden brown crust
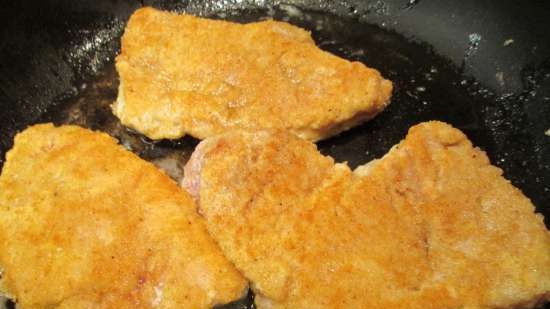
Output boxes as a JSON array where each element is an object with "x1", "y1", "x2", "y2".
[
  {"x1": 113, "y1": 7, "x2": 392, "y2": 141},
  {"x1": 0, "y1": 124, "x2": 247, "y2": 309},
  {"x1": 184, "y1": 121, "x2": 550, "y2": 309}
]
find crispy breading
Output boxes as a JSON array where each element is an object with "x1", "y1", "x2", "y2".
[
  {"x1": 182, "y1": 121, "x2": 550, "y2": 309},
  {"x1": 113, "y1": 7, "x2": 392, "y2": 141},
  {"x1": 0, "y1": 124, "x2": 247, "y2": 309}
]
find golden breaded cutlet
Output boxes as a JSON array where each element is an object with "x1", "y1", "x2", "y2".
[
  {"x1": 182, "y1": 121, "x2": 550, "y2": 309},
  {"x1": 113, "y1": 7, "x2": 392, "y2": 142},
  {"x1": 0, "y1": 124, "x2": 247, "y2": 309}
]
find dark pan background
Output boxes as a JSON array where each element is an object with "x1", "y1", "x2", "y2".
[{"x1": 0, "y1": 0, "x2": 549, "y2": 308}]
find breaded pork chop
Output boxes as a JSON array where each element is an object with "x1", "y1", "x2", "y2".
[
  {"x1": 113, "y1": 7, "x2": 392, "y2": 142},
  {"x1": 0, "y1": 124, "x2": 247, "y2": 309},
  {"x1": 182, "y1": 121, "x2": 550, "y2": 309}
]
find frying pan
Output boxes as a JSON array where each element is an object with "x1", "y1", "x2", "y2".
[{"x1": 1, "y1": 0, "x2": 549, "y2": 308}]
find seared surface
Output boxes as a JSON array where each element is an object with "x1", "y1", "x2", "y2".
[
  {"x1": 113, "y1": 7, "x2": 392, "y2": 141},
  {"x1": 0, "y1": 124, "x2": 247, "y2": 309},
  {"x1": 183, "y1": 121, "x2": 550, "y2": 309}
]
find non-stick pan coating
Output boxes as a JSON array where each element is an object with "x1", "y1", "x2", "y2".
[{"x1": 0, "y1": 1, "x2": 549, "y2": 308}]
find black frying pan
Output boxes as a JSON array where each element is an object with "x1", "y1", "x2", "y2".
[{"x1": 1, "y1": 1, "x2": 549, "y2": 308}]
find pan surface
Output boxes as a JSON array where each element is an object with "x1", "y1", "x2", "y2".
[{"x1": 0, "y1": 1, "x2": 549, "y2": 308}]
